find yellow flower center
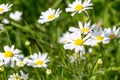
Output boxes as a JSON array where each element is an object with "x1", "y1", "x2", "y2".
[
  {"x1": 19, "y1": 62, "x2": 25, "y2": 66},
  {"x1": 74, "y1": 38, "x2": 84, "y2": 46},
  {"x1": 4, "y1": 51, "x2": 13, "y2": 58},
  {"x1": 35, "y1": 60, "x2": 43, "y2": 66},
  {"x1": 82, "y1": 28, "x2": 89, "y2": 33},
  {"x1": 97, "y1": 36, "x2": 103, "y2": 41},
  {"x1": 48, "y1": 14, "x2": 55, "y2": 20},
  {"x1": 13, "y1": 75, "x2": 19, "y2": 80},
  {"x1": 19, "y1": 77, "x2": 24, "y2": 80},
  {"x1": 109, "y1": 34, "x2": 115, "y2": 39},
  {"x1": 72, "y1": 53, "x2": 78, "y2": 58},
  {"x1": 75, "y1": 4, "x2": 83, "y2": 11},
  {"x1": 13, "y1": 76, "x2": 23, "y2": 80},
  {"x1": 0, "y1": 8, "x2": 4, "y2": 12}
]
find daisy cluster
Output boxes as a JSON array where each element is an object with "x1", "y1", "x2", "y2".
[
  {"x1": 36, "y1": 0, "x2": 120, "y2": 62},
  {"x1": 0, "y1": 3, "x2": 51, "y2": 80},
  {"x1": 38, "y1": 0, "x2": 93, "y2": 24},
  {"x1": 0, "y1": 0, "x2": 94, "y2": 78},
  {"x1": 0, "y1": 45, "x2": 50, "y2": 68},
  {"x1": 0, "y1": 45, "x2": 50, "y2": 79},
  {"x1": 59, "y1": 21, "x2": 120, "y2": 54},
  {"x1": 0, "y1": 4, "x2": 22, "y2": 29},
  {"x1": 57, "y1": 0, "x2": 119, "y2": 61},
  {"x1": 0, "y1": 0, "x2": 93, "y2": 26}
]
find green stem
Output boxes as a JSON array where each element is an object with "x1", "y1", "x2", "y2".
[
  {"x1": 4, "y1": 71, "x2": 6, "y2": 80},
  {"x1": 6, "y1": 31, "x2": 11, "y2": 45},
  {"x1": 11, "y1": 21, "x2": 23, "y2": 30},
  {"x1": 46, "y1": 74, "x2": 49, "y2": 80},
  {"x1": 29, "y1": 46, "x2": 32, "y2": 55},
  {"x1": 11, "y1": 21, "x2": 34, "y2": 35},
  {"x1": 34, "y1": 68, "x2": 41, "y2": 80},
  {"x1": 92, "y1": 62, "x2": 98, "y2": 74}
]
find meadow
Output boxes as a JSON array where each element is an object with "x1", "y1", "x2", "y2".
[{"x1": 0, "y1": 0, "x2": 120, "y2": 80}]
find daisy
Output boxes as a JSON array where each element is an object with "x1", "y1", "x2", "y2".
[
  {"x1": 69, "y1": 20, "x2": 96, "y2": 34},
  {"x1": 69, "y1": 53, "x2": 78, "y2": 63},
  {"x1": 8, "y1": 70, "x2": 29, "y2": 80},
  {"x1": 38, "y1": 8, "x2": 62, "y2": 24},
  {"x1": 59, "y1": 32, "x2": 71, "y2": 44},
  {"x1": 104, "y1": 26, "x2": 120, "y2": 39},
  {"x1": 16, "y1": 58, "x2": 29, "y2": 67},
  {"x1": 27, "y1": 52, "x2": 50, "y2": 68},
  {"x1": 90, "y1": 28, "x2": 110, "y2": 45},
  {"x1": 70, "y1": 51, "x2": 86, "y2": 63},
  {"x1": 2, "y1": 18, "x2": 9, "y2": 24},
  {"x1": 65, "y1": 0, "x2": 93, "y2": 16},
  {"x1": 9, "y1": 11, "x2": 22, "y2": 21},
  {"x1": 8, "y1": 73, "x2": 20, "y2": 80},
  {"x1": 88, "y1": 48, "x2": 92, "y2": 53},
  {"x1": 64, "y1": 30, "x2": 91, "y2": 53},
  {"x1": 0, "y1": 4, "x2": 13, "y2": 14},
  {"x1": 1, "y1": 45, "x2": 24, "y2": 68}
]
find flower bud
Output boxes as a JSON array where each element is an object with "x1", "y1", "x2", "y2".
[
  {"x1": 25, "y1": 40, "x2": 30, "y2": 46},
  {"x1": 46, "y1": 69, "x2": 52, "y2": 75},
  {"x1": 97, "y1": 58, "x2": 103, "y2": 64}
]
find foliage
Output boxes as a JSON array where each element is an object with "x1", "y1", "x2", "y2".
[{"x1": 0, "y1": 0, "x2": 120, "y2": 80}]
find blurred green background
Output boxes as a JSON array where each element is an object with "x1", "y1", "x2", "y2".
[{"x1": 0, "y1": 0, "x2": 120, "y2": 80}]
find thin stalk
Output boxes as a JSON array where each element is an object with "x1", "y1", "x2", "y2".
[
  {"x1": 6, "y1": 31, "x2": 11, "y2": 45},
  {"x1": 29, "y1": 46, "x2": 32, "y2": 55},
  {"x1": 92, "y1": 62, "x2": 98, "y2": 74},
  {"x1": 4, "y1": 71, "x2": 6, "y2": 80},
  {"x1": 34, "y1": 68, "x2": 41, "y2": 80}
]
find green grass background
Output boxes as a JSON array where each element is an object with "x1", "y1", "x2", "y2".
[{"x1": 0, "y1": 0, "x2": 120, "y2": 80}]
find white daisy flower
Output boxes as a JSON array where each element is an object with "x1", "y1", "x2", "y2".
[
  {"x1": 69, "y1": 20, "x2": 96, "y2": 34},
  {"x1": 27, "y1": 52, "x2": 50, "y2": 68},
  {"x1": 88, "y1": 48, "x2": 92, "y2": 53},
  {"x1": 19, "y1": 70, "x2": 29, "y2": 80},
  {"x1": 1, "y1": 45, "x2": 24, "y2": 68},
  {"x1": 9, "y1": 11, "x2": 22, "y2": 21},
  {"x1": 0, "y1": 4, "x2": 13, "y2": 14},
  {"x1": 104, "y1": 26, "x2": 120, "y2": 39},
  {"x1": 16, "y1": 58, "x2": 29, "y2": 67},
  {"x1": 64, "y1": 30, "x2": 91, "y2": 53},
  {"x1": 90, "y1": 28, "x2": 110, "y2": 45},
  {"x1": 65, "y1": 0, "x2": 93, "y2": 16},
  {"x1": 70, "y1": 51, "x2": 85, "y2": 63},
  {"x1": 8, "y1": 70, "x2": 29, "y2": 80},
  {"x1": 70, "y1": 53, "x2": 78, "y2": 63},
  {"x1": 59, "y1": 32, "x2": 71, "y2": 44},
  {"x1": 2, "y1": 18, "x2": 9, "y2": 24},
  {"x1": 38, "y1": 8, "x2": 62, "y2": 24},
  {"x1": 8, "y1": 73, "x2": 20, "y2": 80}
]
